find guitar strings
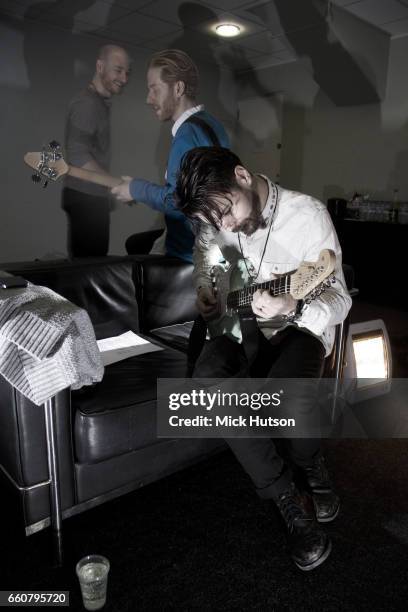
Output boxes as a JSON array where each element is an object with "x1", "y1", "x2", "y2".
[{"x1": 228, "y1": 276, "x2": 290, "y2": 308}]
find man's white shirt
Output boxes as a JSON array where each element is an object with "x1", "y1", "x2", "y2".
[{"x1": 193, "y1": 177, "x2": 352, "y2": 356}]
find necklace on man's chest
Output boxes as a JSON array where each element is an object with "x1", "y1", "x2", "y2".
[{"x1": 238, "y1": 181, "x2": 278, "y2": 283}]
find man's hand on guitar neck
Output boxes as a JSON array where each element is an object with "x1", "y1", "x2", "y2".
[
  {"x1": 196, "y1": 287, "x2": 219, "y2": 321},
  {"x1": 111, "y1": 176, "x2": 133, "y2": 202},
  {"x1": 252, "y1": 289, "x2": 297, "y2": 320}
]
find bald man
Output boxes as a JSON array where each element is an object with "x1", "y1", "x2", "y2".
[{"x1": 63, "y1": 45, "x2": 130, "y2": 257}]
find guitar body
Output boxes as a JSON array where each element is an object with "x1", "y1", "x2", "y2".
[
  {"x1": 207, "y1": 249, "x2": 336, "y2": 342},
  {"x1": 208, "y1": 259, "x2": 254, "y2": 343}
]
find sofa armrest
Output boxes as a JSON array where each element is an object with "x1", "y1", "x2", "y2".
[
  {"x1": 0, "y1": 375, "x2": 76, "y2": 527},
  {"x1": 125, "y1": 229, "x2": 164, "y2": 255}
]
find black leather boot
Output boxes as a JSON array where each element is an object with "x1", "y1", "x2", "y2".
[
  {"x1": 276, "y1": 484, "x2": 332, "y2": 571},
  {"x1": 304, "y1": 456, "x2": 340, "y2": 523}
]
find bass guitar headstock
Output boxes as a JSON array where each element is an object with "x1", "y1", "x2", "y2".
[{"x1": 24, "y1": 141, "x2": 68, "y2": 188}]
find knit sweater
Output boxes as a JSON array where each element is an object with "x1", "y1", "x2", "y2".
[{"x1": 0, "y1": 278, "x2": 103, "y2": 405}]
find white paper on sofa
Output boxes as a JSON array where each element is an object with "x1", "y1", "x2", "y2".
[{"x1": 97, "y1": 330, "x2": 163, "y2": 366}]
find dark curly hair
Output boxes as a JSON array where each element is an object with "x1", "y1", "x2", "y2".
[{"x1": 175, "y1": 146, "x2": 243, "y2": 229}]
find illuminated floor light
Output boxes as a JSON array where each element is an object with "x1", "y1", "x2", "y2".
[
  {"x1": 353, "y1": 333, "x2": 389, "y2": 379},
  {"x1": 344, "y1": 320, "x2": 392, "y2": 402}
]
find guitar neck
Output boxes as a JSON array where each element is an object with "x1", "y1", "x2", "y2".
[
  {"x1": 227, "y1": 276, "x2": 291, "y2": 310},
  {"x1": 68, "y1": 165, "x2": 122, "y2": 189}
]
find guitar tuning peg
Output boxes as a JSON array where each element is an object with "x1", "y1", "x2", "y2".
[
  {"x1": 42, "y1": 180, "x2": 48, "y2": 189},
  {"x1": 31, "y1": 173, "x2": 41, "y2": 184},
  {"x1": 331, "y1": 276, "x2": 336, "y2": 284},
  {"x1": 49, "y1": 140, "x2": 60, "y2": 150}
]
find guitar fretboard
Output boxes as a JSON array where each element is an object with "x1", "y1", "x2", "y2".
[{"x1": 227, "y1": 275, "x2": 291, "y2": 309}]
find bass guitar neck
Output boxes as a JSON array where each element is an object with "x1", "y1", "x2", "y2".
[{"x1": 67, "y1": 165, "x2": 122, "y2": 189}]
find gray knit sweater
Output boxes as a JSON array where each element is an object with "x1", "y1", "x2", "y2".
[{"x1": 0, "y1": 277, "x2": 104, "y2": 405}]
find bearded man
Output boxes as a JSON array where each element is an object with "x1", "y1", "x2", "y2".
[
  {"x1": 175, "y1": 146, "x2": 352, "y2": 571},
  {"x1": 63, "y1": 44, "x2": 130, "y2": 257},
  {"x1": 112, "y1": 49, "x2": 229, "y2": 263}
]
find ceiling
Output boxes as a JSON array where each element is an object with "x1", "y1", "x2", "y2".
[{"x1": 2, "y1": 0, "x2": 408, "y2": 73}]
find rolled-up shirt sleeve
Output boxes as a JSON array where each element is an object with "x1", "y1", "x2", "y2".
[
  {"x1": 193, "y1": 223, "x2": 223, "y2": 290},
  {"x1": 296, "y1": 209, "x2": 352, "y2": 337},
  {"x1": 129, "y1": 132, "x2": 196, "y2": 217}
]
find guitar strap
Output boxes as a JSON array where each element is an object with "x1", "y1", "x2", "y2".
[
  {"x1": 239, "y1": 311, "x2": 260, "y2": 367},
  {"x1": 187, "y1": 315, "x2": 208, "y2": 377},
  {"x1": 184, "y1": 114, "x2": 221, "y2": 146}
]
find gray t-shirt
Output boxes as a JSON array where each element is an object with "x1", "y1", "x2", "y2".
[{"x1": 64, "y1": 86, "x2": 111, "y2": 198}]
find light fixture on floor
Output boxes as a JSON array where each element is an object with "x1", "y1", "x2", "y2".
[
  {"x1": 344, "y1": 319, "x2": 392, "y2": 402},
  {"x1": 215, "y1": 23, "x2": 241, "y2": 37}
]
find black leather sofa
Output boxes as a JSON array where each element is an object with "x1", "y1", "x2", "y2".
[
  {"x1": 0, "y1": 253, "x2": 355, "y2": 539},
  {"x1": 0, "y1": 254, "x2": 224, "y2": 536}
]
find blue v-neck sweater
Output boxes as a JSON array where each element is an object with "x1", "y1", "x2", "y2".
[{"x1": 129, "y1": 110, "x2": 230, "y2": 263}]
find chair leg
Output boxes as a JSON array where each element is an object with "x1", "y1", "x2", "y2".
[
  {"x1": 44, "y1": 396, "x2": 63, "y2": 567},
  {"x1": 331, "y1": 321, "x2": 346, "y2": 423}
]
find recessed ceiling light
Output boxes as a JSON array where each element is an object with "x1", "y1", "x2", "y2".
[{"x1": 215, "y1": 23, "x2": 241, "y2": 38}]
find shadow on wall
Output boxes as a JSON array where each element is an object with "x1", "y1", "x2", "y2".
[
  {"x1": 23, "y1": 0, "x2": 96, "y2": 98},
  {"x1": 0, "y1": 0, "x2": 131, "y2": 260},
  {"x1": 245, "y1": 0, "x2": 393, "y2": 203},
  {"x1": 269, "y1": 0, "x2": 381, "y2": 107},
  {"x1": 166, "y1": 2, "x2": 283, "y2": 157},
  {"x1": 388, "y1": 118, "x2": 408, "y2": 198}
]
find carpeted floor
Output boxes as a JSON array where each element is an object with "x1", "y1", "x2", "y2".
[
  {"x1": 2, "y1": 438, "x2": 408, "y2": 611},
  {"x1": 2, "y1": 297, "x2": 408, "y2": 611}
]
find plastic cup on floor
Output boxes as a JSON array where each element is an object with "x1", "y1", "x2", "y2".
[{"x1": 76, "y1": 554, "x2": 110, "y2": 610}]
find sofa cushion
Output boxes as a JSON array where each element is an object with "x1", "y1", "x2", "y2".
[
  {"x1": 3, "y1": 257, "x2": 139, "y2": 340},
  {"x1": 73, "y1": 346, "x2": 187, "y2": 464},
  {"x1": 133, "y1": 256, "x2": 198, "y2": 331}
]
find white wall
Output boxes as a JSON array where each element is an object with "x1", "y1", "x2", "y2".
[{"x1": 0, "y1": 17, "x2": 238, "y2": 262}]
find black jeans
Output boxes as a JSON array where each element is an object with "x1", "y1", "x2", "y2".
[
  {"x1": 62, "y1": 188, "x2": 110, "y2": 257},
  {"x1": 193, "y1": 327, "x2": 326, "y2": 500}
]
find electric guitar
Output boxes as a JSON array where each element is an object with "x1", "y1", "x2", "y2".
[
  {"x1": 208, "y1": 249, "x2": 336, "y2": 342},
  {"x1": 24, "y1": 141, "x2": 122, "y2": 188}
]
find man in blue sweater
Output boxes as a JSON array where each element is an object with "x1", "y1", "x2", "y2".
[{"x1": 111, "y1": 49, "x2": 229, "y2": 263}]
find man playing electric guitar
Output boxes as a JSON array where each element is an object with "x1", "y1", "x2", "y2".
[{"x1": 175, "y1": 146, "x2": 352, "y2": 572}]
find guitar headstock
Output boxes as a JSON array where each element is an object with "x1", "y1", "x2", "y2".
[
  {"x1": 290, "y1": 249, "x2": 336, "y2": 300},
  {"x1": 24, "y1": 141, "x2": 68, "y2": 187}
]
